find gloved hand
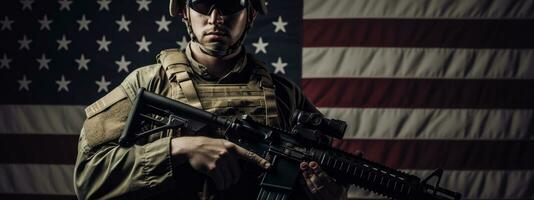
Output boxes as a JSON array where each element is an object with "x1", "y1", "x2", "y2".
[
  {"x1": 171, "y1": 136, "x2": 271, "y2": 190},
  {"x1": 299, "y1": 161, "x2": 348, "y2": 200}
]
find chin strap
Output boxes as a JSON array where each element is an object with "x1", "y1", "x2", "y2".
[{"x1": 183, "y1": 3, "x2": 254, "y2": 57}]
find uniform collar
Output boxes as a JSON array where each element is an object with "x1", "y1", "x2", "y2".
[{"x1": 185, "y1": 43, "x2": 248, "y2": 82}]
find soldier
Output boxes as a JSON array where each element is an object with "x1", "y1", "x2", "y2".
[{"x1": 74, "y1": 0, "x2": 348, "y2": 199}]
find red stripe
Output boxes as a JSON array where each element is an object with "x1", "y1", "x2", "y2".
[
  {"x1": 1, "y1": 134, "x2": 78, "y2": 164},
  {"x1": 2, "y1": 135, "x2": 533, "y2": 170},
  {"x1": 332, "y1": 139, "x2": 534, "y2": 170},
  {"x1": 303, "y1": 19, "x2": 534, "y2": 48},
  {"x1": 301, "y1": 78, "x2": 534, "y2": 108}
]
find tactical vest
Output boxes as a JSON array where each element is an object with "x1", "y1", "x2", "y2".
[
  {"x1": 157, "y1": 48, "x2": 280, "y2": 129},
  {"x1": 158, "y1": 49, "x2": 281, "y2": 200}
]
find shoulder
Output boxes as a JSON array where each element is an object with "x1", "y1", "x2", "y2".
[
  {"x1": 81, "y1": 63, "x2": 166, "y2": 148},
  {"x1": 271, "y1": 73, "x2": 321, "y2": 114},
  {"x1": 270, "y1": 74, "x2": 299, "y2": 90},
  {"x1": 85, "y1": 63, "x2": 165, "y2": 119},
  {"x1": 121, "y1": 63, "x2": 166, "y2": 100}
]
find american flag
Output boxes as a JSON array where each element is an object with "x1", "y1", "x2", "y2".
[{"x1": 0, "y1": 0, "x2": 533, "y2": 199}]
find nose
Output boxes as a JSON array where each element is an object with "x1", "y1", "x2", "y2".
[{"x1": 207, "y1": 8, "x2": 224, "y2": 25}]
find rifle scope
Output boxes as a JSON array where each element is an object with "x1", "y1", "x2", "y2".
[{"x1": 291, "y1": 110, "x2": 347, "y2": 139}]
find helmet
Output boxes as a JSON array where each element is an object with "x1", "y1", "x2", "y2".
[{"x1": 169, "y1": 0, "x2": 268, "y2": 17}]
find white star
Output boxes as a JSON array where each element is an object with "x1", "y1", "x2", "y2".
[
  {"x1": 38, "y1": 15, "x2": 53, "y2": 30},
  {"x1": 18, "y1": 35, "x2": 32, "y2": 50},
  {"x1": 155, "y1": 15, "x2": 171, "y2": 32},
  {"x1": 115, "y1": 15, "x2": 131, "y2": 32},
  {"x1": 95, "y1": 76, "x2": 111, "y2": 93},
  {"x1": 136, "y1": 35, "x2": 152, "y2": 52},
  {"x1": 76, "y1": 15, "x2": 91, "y2": 31},
  {"x1": 18, "y1": 75, "x2": 32, "y2": 91},
  {"x1": 55, "y1": 75, "x2": 71, "y2": 92},
  {"x1": 36, "y1": 54, "x2": 51, "y2": 70},
  {"x1": 20, "y1": 0, "x2": 34, "y2": 10},
  {"x1": 58, "y1": 0, "x2": 73, "y2": 11},
  {"x1": 96, "y1": 35, "x2": 111, "y2": 51},
  {"x1": 252, "y1": 37, "x2": 268, "y2": 54},
  {"x1": 1, "y1": 16, "x2": 14, "y2": 31},
  {"x1": 272, "y1": 16, "x2": 287, "y2": 33},
  {"x1": 96, "y1": 0, "x2": 111, "y2": 11},
  {"x1": 1, "y1": 54, "x2": 12, "y2": 69},
  {"x1": 176, "y1": 36, "x2": 188, "y2": 50},
  {"x1": 115, "y1": 55, "x2": 131, "y2": 73},
  {"x1": 271, "y1": 57, "x2": 287, "y2": 74},
  {"x1": 136, "y1": 0, "x2": 151, "y2": 11},
  {"x1": 75, "y1": 54, "x2": 90, "y2": 70},
  {"x1": 57, "y1": 34, "x2": 71, "y2": 50}
]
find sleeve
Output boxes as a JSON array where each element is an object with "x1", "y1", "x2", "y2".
[
  {"x1": 73, "y1": 66, "x2": 187, "y2": 199},
  {"x1": 270, "y1": 74, "x2": 322, "y2": 129}
]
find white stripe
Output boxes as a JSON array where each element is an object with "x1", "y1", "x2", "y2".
[
  {"x1": 304, "y1": 0, "x2": 534, "y2": 19},
  {"x1": 0, "y1": 164, "x2": 530, "y2": 199},
  {"x1": 0, "y1": 164, "x2": 74, "y2": 195},
  {"x1": 348, "y1": 170, "x2": 534, "y2": 199},
  {"x1": 302, "y1": 47, "x2": 534, "y2": 79},
  {"x1": 319, "y1": 108, "x2": 534, "y2": 140},
  {"x1": 0, "y1": 105, "x2": 85, "y2": 135}
]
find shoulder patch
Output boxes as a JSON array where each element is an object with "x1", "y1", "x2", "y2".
[{"x1": 85, "y1": 86, "x2": 127, "y2": 119}]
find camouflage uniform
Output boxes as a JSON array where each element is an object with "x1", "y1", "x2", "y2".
[{"x1": 74, "y1": 45, "x2": 319, "y2": 199}]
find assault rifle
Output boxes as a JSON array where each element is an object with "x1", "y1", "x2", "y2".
[{"x1": 119, "y1": 88, "x2": 462, "y2": 200}]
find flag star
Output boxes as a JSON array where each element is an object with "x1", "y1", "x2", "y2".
[
  {"x1": 56, "y1": 75, "x2": 71, "y2": 92},
  {"x1": 1, "y1": 54, "x2": 12, "y2": 69},
  {"x1": 76, "y1": 15, "x2": 91, "y2": 31},
  {"x1": 96, "y1": 0, "x2": 111, "y2": 11},
  {"x1": 136, "y1": 36, "x2": 152, "y2": 52},
  {"x1": 38, "y1": 15, "x2": 53, "y2": 30},
  {"x1": 271, "y1": 57, "x2": 287, "y2": 74},
  {"x1": 20, "y1": 0, "x2": 34, "y2": 10},
  {"x1": 18, "y1": 35, "x2": 32, "y2": 50},
  {"x1": 36, "y1": 53, "x2": 51, "y2": 70},
  {"x1": 115, "y1": 55, "x2": 131, "y2": 73},
  {"x1": 272, "y1": 16, "x2": 287, "y2": 33},
  {"x1": 1, "y1": 16, "x2": 14, "y2": 31},
  {"x1": 115, "y1": 15, "x2": 131, "y2": 32},
  {"x1": 155, "y1": 15, "x2": 171, "y2": 32},
  {"x1": 75, "y1": 54, "x2": 90, "y2": 70},
  {"x1": 57, "y1": 34, "x2": 72, "y2": 50},
  {"x1": 252, "y1": 37, "x2": 268, "y2": 54},
  {"x1": 58, "y1": 0, "x2": 73, "y2": 11},
  {"x1": 95, "y1": 75, "x2": 111, "y2": 93},
  {"x1": 18, "y1": 75, "x2": 32, "y2": 91},
  {"x1": 176, "y1": 36, "x2": 188, "y2": 50},
  {"x1": 96, "y1": 35, "x2": 111, "y2": 51},
  {"x1": 136, "y1": 0, "x2": 151, "y2": 11}
]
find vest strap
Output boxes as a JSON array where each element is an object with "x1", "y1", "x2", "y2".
[
  {"x1": 158, "y1": 49, "x2": 204, "y2": 109},
  {"x1": 252, "y1": 58, "x2": 280, "y2": 127},
  {"x1": 176, "y1": 71, "x2": 203, "y2": 109}
]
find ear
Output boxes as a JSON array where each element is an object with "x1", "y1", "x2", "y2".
[{"x1": 181, "y1": 6, "x2": 188, "y2": 19}]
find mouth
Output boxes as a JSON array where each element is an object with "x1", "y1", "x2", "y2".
[
  {"x1": 204, "y1": 30, "x2": 229, "y2": 41},
  {"x1": 205, "y1": 31, "x2": 228, "y2": 36}
]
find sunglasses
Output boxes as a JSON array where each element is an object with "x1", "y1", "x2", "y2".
[{"x1": 189, "y1": 0, "x2": 248, "y2": 16}]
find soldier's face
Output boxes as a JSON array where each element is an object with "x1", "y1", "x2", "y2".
[{"x1": 187, "y1": 6, "x2": 248, "y2": 49}]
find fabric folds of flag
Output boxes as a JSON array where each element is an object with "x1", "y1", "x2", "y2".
[{"x1": 302, "y1": 0, "x2": 534, "y2": 199}]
